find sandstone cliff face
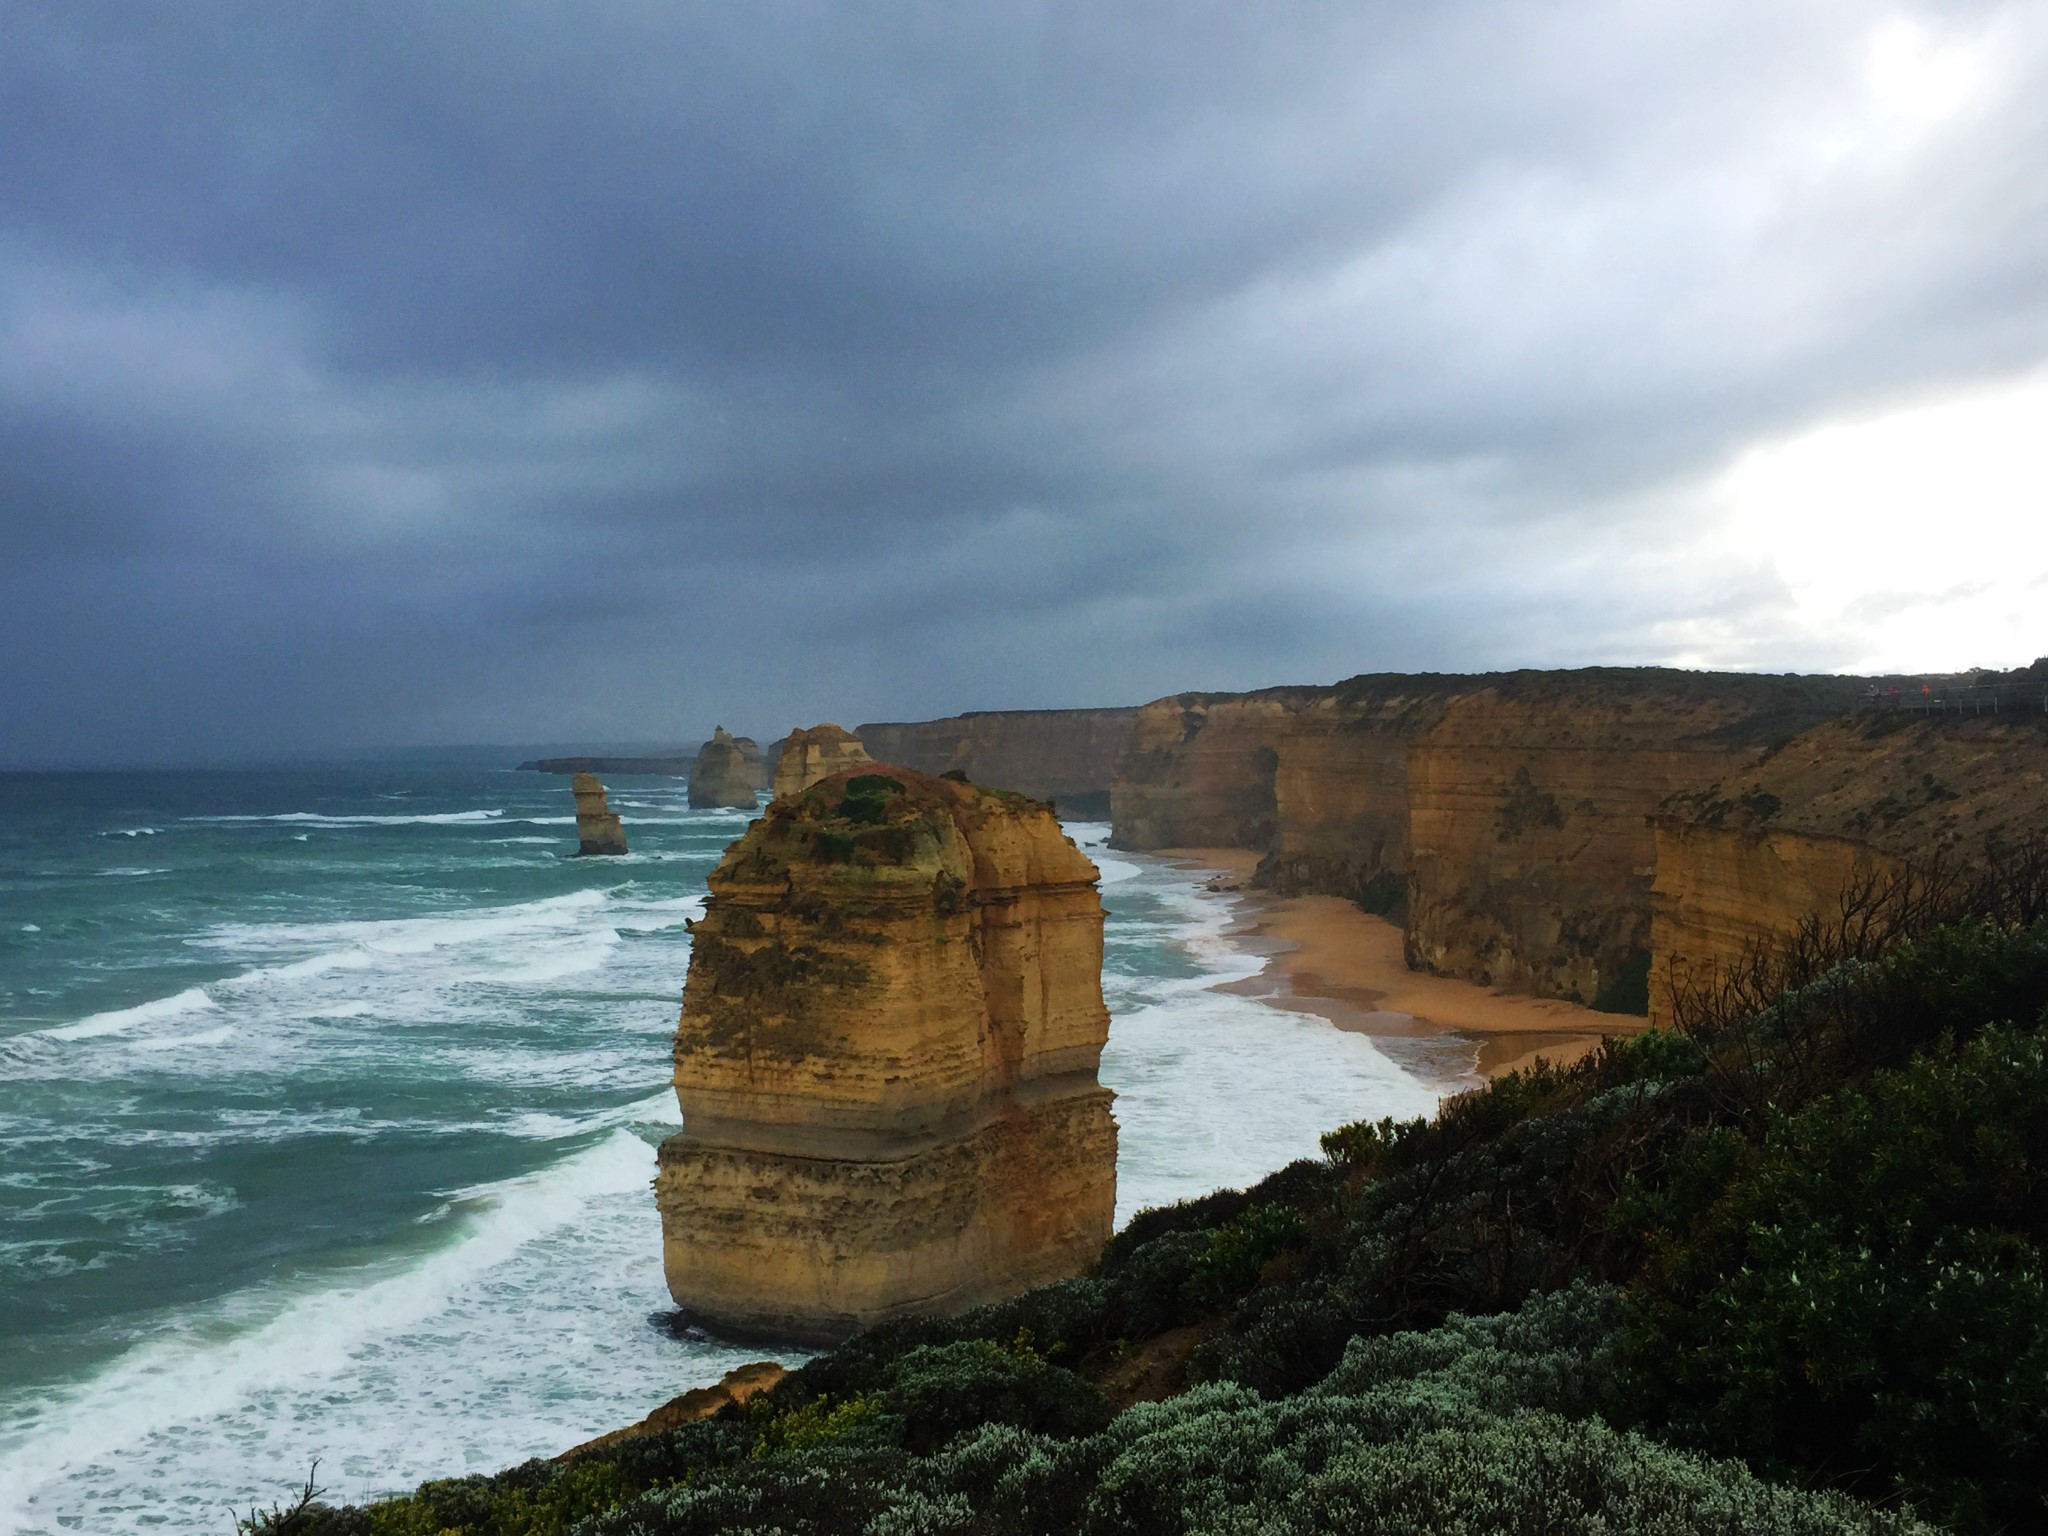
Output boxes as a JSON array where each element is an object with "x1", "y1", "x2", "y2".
[
  {"x1": 1648, "y1": 716, "x2": 2048, "y2": 1022},
  {"x1": 855, "y1": 708, "x2": 1138, "y2": 818},
  {"x1": 1112, "y1": 671, "x2": 1871, "y2": 1006},
  {"x1": 656, "y1": 766, "x2": 1115, "y2": 1343},
  {"x1": 688, "y1": 727, "x2": 762, "y2": 809},
  {"x1": 1401, "y1": 686, "x2": 1794, "y2": 1003},
  {"x1": 770, "y1": 724, "x2": 875, "y2": 800},
  {"x1": 572, "y1": 772, "x2": 628, "y2": 856}
]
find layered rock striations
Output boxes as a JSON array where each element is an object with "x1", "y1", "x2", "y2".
[
  {"x1": 572, "y1": 772, "x2": 628, "y2": 856},
  {"x1": 1111, "y1": 670, "x2": 1874, "y2": 1007},
  {"x1": 769, "y1": 723, "x2": 874, "y2": 799},
  {"x1": 855, "y1": 708, "x2": 1139, "y2": 819},
  {"x1": 655, "y1": 766, "x2": 1116, "y2": 1343},
  {"x1": 688, "y1": 727, "x2": 763, "y2": 809},
  {"x1": 1649, "y1": 714, "x2": 2048, "y2": 1022}
]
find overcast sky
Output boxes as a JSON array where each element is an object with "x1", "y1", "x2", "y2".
[{"x1": 5, "y1": 2, "x2": 2046, "y2": 766}]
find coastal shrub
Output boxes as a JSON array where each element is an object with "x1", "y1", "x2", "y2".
[
  {"x1": 750, "y1": 1393, "x2": 886, "y2": 1457},
  {"x1": 570, "y1": 1286, "x2": 1928, "y2": 1536},
  {"x1": 837, "y1": 775, "x2": 906, "y2": 825},
  {"x1": 1619, "y1": 1022, "x2": 2048, "y2": 1530},
  {"x1": 879, "y1": 1339, "x2": 1110, "y2": 1454},
  {"x1": 379, "y1": 1459, "x2": 628, "y2": 1536},
  {"x1": 1184, "y1": 1201, "x2": 1308, "y2": 1306}
]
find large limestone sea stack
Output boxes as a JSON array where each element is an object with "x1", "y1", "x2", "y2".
[
  {"x1": 688, "y1": 727, "x2": 762, "y2": 809},
  {"x1": 656, "y1": 766, "x2": 1116, "y2": 1342},
  {"x1": 571, "y1": 772, "x2": 628, "y2": 856}
]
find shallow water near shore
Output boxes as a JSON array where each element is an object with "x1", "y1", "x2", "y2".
[{"x1": 0, "y1": 771, "x2": 1440, "y2": 1532}]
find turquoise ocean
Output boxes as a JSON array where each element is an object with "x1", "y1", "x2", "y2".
[{"x1": 0, "y1": 768, "x2": 1441, "y2": 1532}]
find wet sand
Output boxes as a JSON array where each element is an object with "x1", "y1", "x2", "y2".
[{"x1": 1156, "y1": 848, "x2": 1644, "y2": 1086}]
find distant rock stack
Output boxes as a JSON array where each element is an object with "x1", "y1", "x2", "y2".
[
  {"x1": 688, "y1": 727, "x2": 762, "y2": 810},
  {"x1": 571, "y1": 772, "x2": 628, "y2": 856},
  {"x1": 769, "y1": 723, "x2": 873, "y2": 800},
  {"x1": 656, "y1": 766, "x2": 1117, "y2": 1343}
]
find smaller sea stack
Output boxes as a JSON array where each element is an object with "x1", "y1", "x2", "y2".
[
  {"x1": 688, "y1": 727, "x2": 761, "y2": 809},
  {"x1": 770, "y1": 723, "x2": 873, "y2": 799},
  {"x1": 572, "y1": 772, "x2": 628, "y2": 856}
]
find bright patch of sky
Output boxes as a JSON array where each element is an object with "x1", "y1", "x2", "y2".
[{"x1": 1715, "y1": 370, "x2": 2048, "y2": 673}]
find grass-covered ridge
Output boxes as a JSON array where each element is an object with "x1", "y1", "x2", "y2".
[{"x1": 253, "y1": 919, "x2": 2048, "y2": 1536}]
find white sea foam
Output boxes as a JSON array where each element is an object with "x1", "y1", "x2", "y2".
[
  {"x1": 0, "y1": 1126, "x2": 766, "y2": 1536},
  {"x1": 100, "y1": 827, "x2": 159, "y2": 838},
  {"x1": 186, "y1": 810, "x2": 507, "y2": 827},
  {"x1": 20, "y1": 924, "x2": 39, "y2": 933},
  {"x1": 1093, "y1": 856, "x2": 1142, "y2": 885},
  {"x1": 1094, "y1": 854, "x2": 1442, "y2": 1224},
  {"x1": 39, "y1": 988, "x2": 218, "y2": 1041},
  {"x1": 131, "y1": 1026, "x2": 236, "y2": 1052},
  {"x1": 12, "y1": 887, "x2": 687, "y2": 1079},
  {"x1": 96, "y1": 867, "x2": 169, "y2": 877}
]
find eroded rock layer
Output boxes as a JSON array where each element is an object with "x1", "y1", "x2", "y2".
[
  {"x1": 1649, "y1": 715, "x2": 2048, "y2": 1021},
  {"x1": 1111, "y1": 670, "x2": 1874, "y2": 1007},
  {"x1": 688, "y1": 727, "x2": 762, "y2": 809},
  {"x1": 855, "y1": 708, "x2": 1139, "y2": 818},
  {"x1": 657, "y1": 766, "x2": 1115, "y2": 1343},
  {"x1": 769, "y1": 723, "x2": 874, "y2": 800},
  {"x1": 572, "y1": 772, "x2": 628, "y2": 856}
]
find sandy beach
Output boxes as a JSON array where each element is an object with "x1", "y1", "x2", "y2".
[{"x1": 1157, "y1": 848, "x2": 1645, "y2": 1085}]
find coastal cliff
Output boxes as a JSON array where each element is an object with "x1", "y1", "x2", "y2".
[
  {"x1": 687, "y1": 727, "x2": 762, "y2": 809},
  {"x1": 855, "y1": 708, "x2": 1138, "y2": 818},
  {"x1": 1111, "y1": 670, "x2": 1871, "y2": 1006},
  {"x1": 571, "y1": 772, "x2": 628, "y2": 856},
  {"x1": 1649, "y1": 714, "x2": 2048, "y2": 1021},
  {"x1": 770, "y1": 724, "x2": 874, "y2": 800},
  {"x1": 655, "y1": 766, "x2": 1116, "y2": 1343}
]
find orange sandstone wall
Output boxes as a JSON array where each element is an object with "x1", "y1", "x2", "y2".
[
  {"x1": 1111, "y1": 670, "x2": 1869, "y2": 1006},
  {"x1": 1401, "y1": 689, "x2": 1769, "y2": 1002},
  {"x1": 1647, "y1": 820, "x2": 1897, "y2": 1027},
  {"x1": 1646, "y1": 715, "x2": 2048, "y2": 1023}
]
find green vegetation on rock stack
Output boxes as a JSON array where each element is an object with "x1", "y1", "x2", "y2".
[{"x1": 251, "y1": 914, "x2": 2048, "y2": 1536}]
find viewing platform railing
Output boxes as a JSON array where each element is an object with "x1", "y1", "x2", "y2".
[{"x1": 1859, "y1": 683, "x2": 2048, "y2": 716}]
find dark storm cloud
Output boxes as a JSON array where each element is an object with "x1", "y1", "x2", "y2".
[{"x1": 4, "y1": 1, "x2": 2046, "y2": 764}]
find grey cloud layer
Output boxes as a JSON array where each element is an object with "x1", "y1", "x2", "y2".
[{"x1": 4, "y1": 1, "x2": 2045, "y2": 763}]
